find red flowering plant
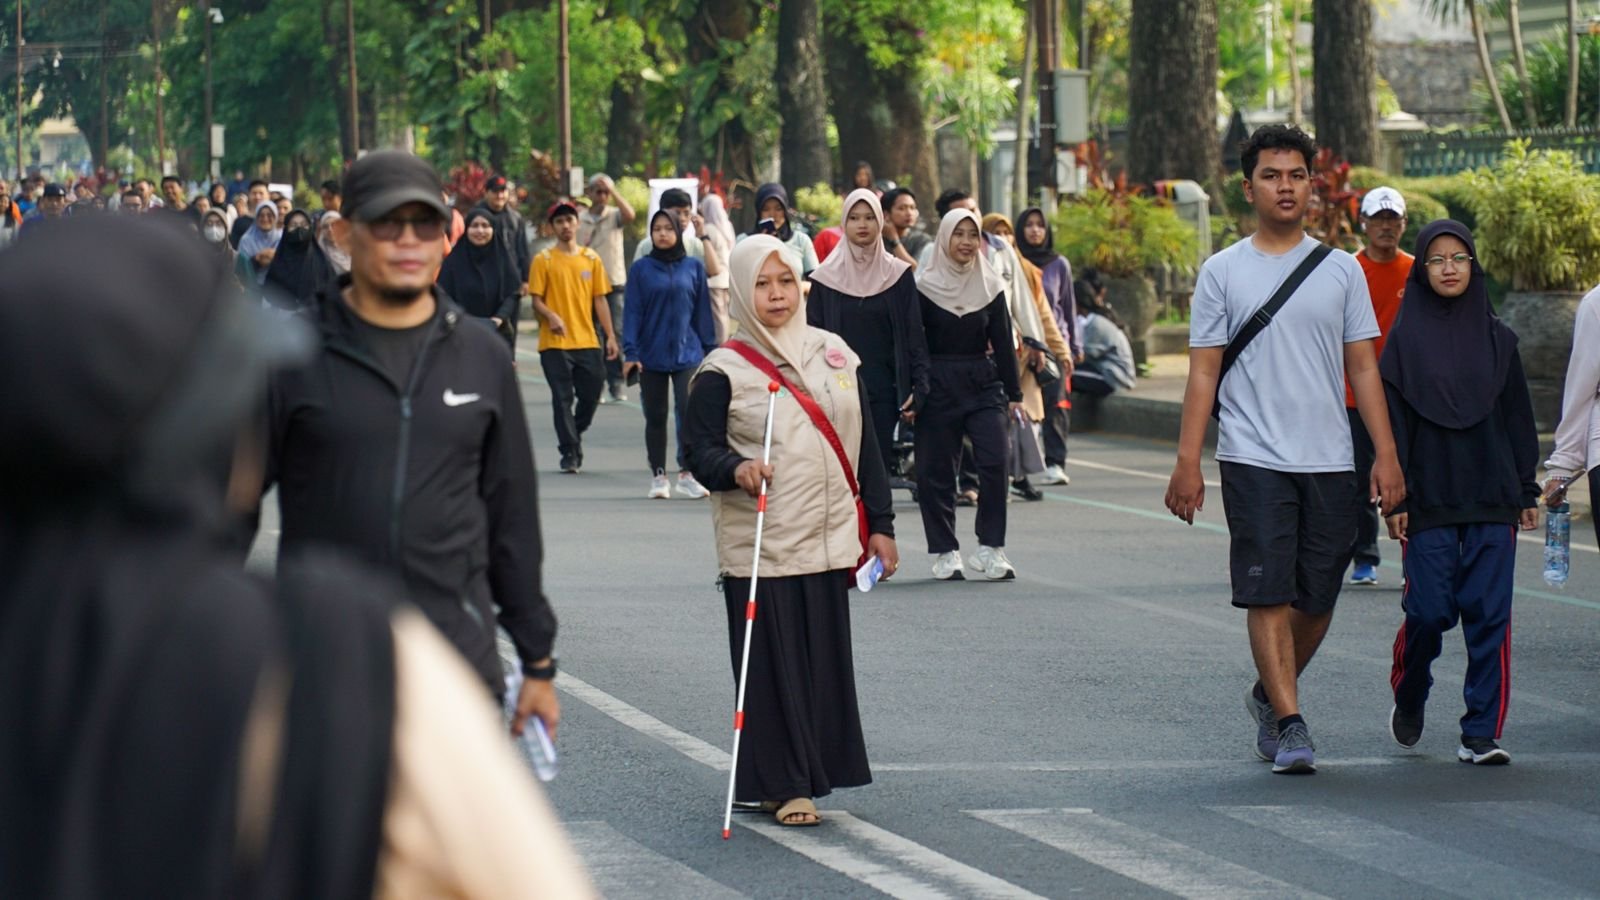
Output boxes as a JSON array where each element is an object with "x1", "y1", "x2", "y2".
[
  {"x1": 1306, "y1": 148, "x2": 1362, "y2": 251},
  {"x1": 445, "y1": 162, "x2": 490, "y2": 211}
]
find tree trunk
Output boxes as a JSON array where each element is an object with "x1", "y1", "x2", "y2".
[
  {"x1": 1127, "y1": 0, "x2": 1219, "y2": 187},
  {"x1": 1506, "y1": 0, "x2": 1539, "y2": 127},
  {"x1": 1567, "y1": 0, "x2": 1580, "y2": 127},
  {"x1": 1013, "y1": 23, "x2": 1035, "y2": 215},
  {"x1": 776, "y1": 0, "x2": 832, "y2": 191},
  {"x1": 1311, "y1": 0, "x2": 1378, "y2": 165},
  {"x1": 823, "y1": 20, "x2": 938, "y2": 204},
  {"x1": 605, "y1": 79, "x2": 646, "y2": 177},
  {"x1": 1471, "y1": 4, "x2": 1514, "y2": 131},
  {"x1": 323, "y1": 0, "x2": 356, "y2": 162},
  {"x1": 1288, "y1": 0, "x2": 1305, "y2": 124},
  {"x1": 678, "y1": 0, "x2": 760, "y2": 220}
]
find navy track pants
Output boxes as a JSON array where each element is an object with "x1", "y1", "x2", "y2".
[{"x1": 1389, "y1": 523, "x2": 1516, "y2": 739}]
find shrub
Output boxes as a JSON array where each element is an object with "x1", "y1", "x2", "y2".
[
  {"x1": 614, "y1": 176, "x2": 650, "y2": 245},
  {"x1": 1347, "y1": 167, "x2": 1477, "y2": 235},
  {"x1": 1053, "y1": 189, "x2": 1197, "y2": 278},
  {"x1": 1464, "y1": 140, "x2": 1600, "y2": 291},
  {"x1": 792, "y1": 182, "x2": 842, "y2": 230}
]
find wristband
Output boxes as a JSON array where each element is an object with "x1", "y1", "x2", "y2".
[{"x1": 523, "y1": 658, "x2": 558, "y2": 681}]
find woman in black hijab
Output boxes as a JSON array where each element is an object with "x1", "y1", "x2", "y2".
[
  {"x1": 437, "y1": 207, "x2": 522, "y2": 348},
  {"x1": 1380, "y1": 219, "x2": 1539, "y2": 766},
  {"x1": 262, "y1": 208, "x2": 317, "y2": 309},
  {"x1": 744, "y1": 182, "x2": 819, "y2": 275}
]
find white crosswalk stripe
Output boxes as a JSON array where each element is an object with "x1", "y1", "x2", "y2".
[
  {"x1": 740, "y1": 811, "x2": 1046, "y2": 900},
  {"x1": 565, "y1": 821, "x2": 748, "y2": 900},
  {"x1": 1211, "y1": 804, "x2": 1591, "y2": 898},
  {"x1": 969, "y1": 808, "x2": 1323, "y2": 899}
]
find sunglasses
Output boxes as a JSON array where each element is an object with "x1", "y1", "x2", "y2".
[{"x1": 363, "y1": 215, "x2": 446, "y2": 242}]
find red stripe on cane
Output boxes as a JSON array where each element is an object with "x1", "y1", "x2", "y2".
[
  {"x1": 745, "y1": 601, "x2": 755, "y2": 620},
  {"x1": 734, "y1": 711, "x2": 744, "y2": 731},
  {"x1": 722, "y1": 828, "x2": 731, "y2": 840},
  {"x1": 756, "y1": 495, "x2": 767, "y2": 512}
]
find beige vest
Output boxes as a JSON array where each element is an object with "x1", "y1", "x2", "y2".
[{"x1": 700, "y1": 334, "x2": 864, "y2": 578}]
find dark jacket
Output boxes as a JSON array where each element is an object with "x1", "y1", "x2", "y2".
[
  {"x1": 623, "y1": 254, "x2": 716, "y2": 372},
  {"x1": 807, "y1": 269, "x2": 930, "y2": 411},
  {"x1": 264, "y1": 279, "x2": 554, "y2": 686},
  {"x1": 1386, "y1": 347, "x2": 1541, "y2": 534},
  {"x1": 473, "y1": 202, "x2": 533, "y2": 285}
]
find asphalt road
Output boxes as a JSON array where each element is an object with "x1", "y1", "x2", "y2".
[{"x1": 254, "y1": 348, "x2": 1600, "y2": 899}]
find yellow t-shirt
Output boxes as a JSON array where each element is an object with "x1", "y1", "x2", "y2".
[{"x1": 530, "y1": 246, "x2": 612, "y2": 351}]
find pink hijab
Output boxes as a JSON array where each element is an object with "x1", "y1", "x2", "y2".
[{"x1": 807, "y1": 189, "x2": 910, "y2": 297}]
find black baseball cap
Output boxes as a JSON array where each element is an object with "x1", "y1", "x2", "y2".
[
  {"x1": 42, "y1": 183, "x2": 66, "y2": 199},
  {"x1": 341, "y1": 150, "x2": 449, "y2": 223},
  {"x1": 486, "y1": 175, "x2": 509, "y2": 192}
]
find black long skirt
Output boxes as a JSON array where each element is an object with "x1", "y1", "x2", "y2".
[{"x1": 723, "y1": 569, "x2": 872, "y2": 803}]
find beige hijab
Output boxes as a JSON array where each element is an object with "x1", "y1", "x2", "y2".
[
  {"x1": 915, "y1": 209, "x2": 1005, "y2": 317},
  {"x1": 809, "y1": 189, "x2": 910, "y2": 297},
  {"x1": 729, "y1": 234, "x2": 825, "y2": 387}
]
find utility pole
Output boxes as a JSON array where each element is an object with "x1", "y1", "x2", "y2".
[
  {"x1": 15, "y1": 0, "x2": 23, "y2": 182},
  {"x1": 152, "y1": 0, "x2": 166, "y2": 176},
  {"x1": 203, "y1": 0, "x2": 215, "y2": 180},
  {"x1": 557, "y1": 0, "x2": 571, "y2": 188},
  {"x1": 346, "y1": 0, "x2": 359, "y2": 161},
  {"x1": 1035, "y1": 0, "x2": 1059, "y2": 213}
]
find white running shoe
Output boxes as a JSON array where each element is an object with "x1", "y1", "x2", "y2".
[
  {"x1": 932, "y1": 551, "x2": 965, "y2": 581},
  {"x1": 968, "y1": 545, "x2": 1016, "y2": 580},
  {"x1": 676, "y1": 472, "x2": 710, "y2": 499},
  {"x1": 647, "y1": 474, "x2": 671, "y2": 499},
  {"x1": 1037, "y1": 464, "x2": 1071, "y2": 486}
]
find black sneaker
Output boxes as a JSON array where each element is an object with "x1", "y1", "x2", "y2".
[
  {"x1": 1458, "y1": 736, "x2": 1511, "y2": 765},
  {"x1": 1390, "y1": 704, "x2": 1424, "y2": 749},
  {"x1": 560, "y1": 454, "x2": 581, "y2": 474},
  {"x1": 1010, "y1": 478, "x2": 1045, "y2": 502}
]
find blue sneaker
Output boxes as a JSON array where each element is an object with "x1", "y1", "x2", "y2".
[
  {"x1": 1350, "y1": 564, "x2": 1378, "y2": 585},
  {"x1": 1246, "y1": 685, "x2": 1278, "y2": 761},
  {"x1": 1272, "y1": 722, "x2": 1317, "y2": 774}
]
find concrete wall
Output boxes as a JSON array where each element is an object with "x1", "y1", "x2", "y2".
[{"x1": 1376, "y1": 42, "x2": 1482, "y2": 126}]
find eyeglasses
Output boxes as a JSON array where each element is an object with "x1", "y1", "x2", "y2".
[
  {"x1": 363, "y1": 215, "x2": 446, "y2": 242},
  {"x1": 1423, "y1": 253, "x2": 1472, "y2": 268}
]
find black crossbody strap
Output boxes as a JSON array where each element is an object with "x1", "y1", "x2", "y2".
[{"x1": 1212, "y1": 243, "x2": 1333, "y2": 419}]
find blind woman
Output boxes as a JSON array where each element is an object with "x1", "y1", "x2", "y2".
[{"x1": 684, "y1": 235, "x2": 898, "y2": 827}]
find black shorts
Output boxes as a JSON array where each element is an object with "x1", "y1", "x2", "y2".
[{"x1": 1219, "y1": 462, "x2": 1358, "y2": 616}]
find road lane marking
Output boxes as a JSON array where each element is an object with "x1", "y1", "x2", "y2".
[
  {"x1": 504, "y1": 648, "x2": 1043, "y2": 899},
  {"x1": 1451, "y1": 801, "x2": 1600, "y2": 854},
  {"x1": 740, "y1": 812, "x2": 1046, "y2": 900},
  {"x1": 970, "y1": 808, "x2": 1324, "y2": 899},
  {"x1": 565, "y1": 821, "x2": 748, "y2": 899},
  {"x1": 1211, "y1": 805, "x2": 1588, "y2": 898},
  {"x1": 877, "y1": 752, "x2": 1600, "y2": 772}
]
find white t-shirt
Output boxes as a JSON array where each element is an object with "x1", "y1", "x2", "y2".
[{"x1": 1190, "y1": 234, "x2": 1380, "y2": 473}]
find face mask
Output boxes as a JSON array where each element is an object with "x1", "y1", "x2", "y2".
[
  {"x1": 203, "y1": 224, "x2": 227, "y2": 243},
  {"x1": 286, "y1": 226, "x2": 311, "y2": 245}
]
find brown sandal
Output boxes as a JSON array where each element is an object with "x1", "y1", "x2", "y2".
[{"x1": 774, "y1": 797, "x2": 821, "y2": 827}]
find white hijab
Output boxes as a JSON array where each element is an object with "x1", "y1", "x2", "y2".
[
  {"x1": 915, "y1": 209, "x2": 1005, "y2": 317},
  {"x1": 729, "y1": 234, "x2": 825, "y2": 388},
  {"x1": 808, "y1": 189, "x2": 910, "y2": 298}
]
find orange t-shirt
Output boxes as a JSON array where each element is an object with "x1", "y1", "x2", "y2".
[{"x1": 1346, "y1": 248, "x2": 1413, "y2": 408}]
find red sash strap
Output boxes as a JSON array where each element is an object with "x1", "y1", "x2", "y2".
[{"x1": 724, "y1": 340, "x2": 870, "y2": 564}]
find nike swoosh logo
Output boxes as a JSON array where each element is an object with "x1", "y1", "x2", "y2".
[{"x1": 443, "y1": 389, "x2": 481, "y2": 407}]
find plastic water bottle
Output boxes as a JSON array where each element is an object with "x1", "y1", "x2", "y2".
[
  {"x1": 1544, "y1": 502, "x2": 1571, "y2": 588},
  {"x1": 504, "y1": 674, "x2": 559, "y2": 782}
]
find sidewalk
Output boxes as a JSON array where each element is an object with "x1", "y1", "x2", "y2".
[{"x1": 1072, "y1": 353, "x2": 1593, "y2": 523}]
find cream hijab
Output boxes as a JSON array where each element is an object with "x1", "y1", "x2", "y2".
[
  {"x1": 915, "y1": 209, "x2": 1005, "y2": 317},
  {"x1": 808, "y1": 189, "x2": 910, "y2": 297},
  {"x1": 729, "y1": 234, "x2": 825, "y2": 388}
]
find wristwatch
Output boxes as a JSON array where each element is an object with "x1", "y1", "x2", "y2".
[{"x1": 523, "y1": 657, "x2": 559, "y2": 681}]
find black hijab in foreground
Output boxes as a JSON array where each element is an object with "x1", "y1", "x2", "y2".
[
  {"x1": 1379, "y1": 219, "x2": 1517, "y2": 429},
  {"x1": 0, "y1": 216, "x2": 394, "y2": 900},
  {"x1": 1016, "y1": 207, "x2": 1060, "y2": 270},
  {"x1": 647, "y1": 208, "x2": 686, "y2": 263},
  {"x1": 438, "y1": 208, "x2": 522, "y2": 319}
]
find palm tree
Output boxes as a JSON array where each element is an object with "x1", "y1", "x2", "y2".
[
  {"x1": 1567, "y1": 0, "x2": 1580, "y2": 127},
  {"x1": 1424, "y1": 0, "x2": 1514, "y2": 131},
  {"x1": 1504, "y1": 0, "x2": 1540, "y2": 126}
]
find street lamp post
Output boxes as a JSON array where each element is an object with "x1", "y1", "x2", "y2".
[
  {"x1": 152, "y1": 0, "x2": 165, "y2": 176},
  {"x1": 203, "y1": 1, "x2": 214, "y2": 181},
  {"x1": 16, "y1": 1, "x2": 23, "y2": 182},
  {"x1": 346, "y1": 0, "x2": 359, "y2": 161},
  {"x1": 557, "y1": 0, "x2": 571, "y2": 190}
]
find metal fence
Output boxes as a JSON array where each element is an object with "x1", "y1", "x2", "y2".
[{"x1": 1395, "y1": 128, "x2": 1600, "y2": 177}]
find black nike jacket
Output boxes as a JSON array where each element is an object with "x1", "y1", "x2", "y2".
[{"x1": 264, "y1": 280, "x2": 554, "y2": 687}]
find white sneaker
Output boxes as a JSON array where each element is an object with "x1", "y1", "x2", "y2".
[
  {"x1": 968, "y1": 545, "x2": 1016, "y2": 580},
  {"x1": 676, "y1": 472, "x2": 710, "y2": 499},
  {"x1": 1037, "y1": 464, "x2": 1070, "y2": 486},
  {"x1": 647, "y1": 474, "x2": 671, "y2": 499},
  {"x1": 932, "y1": 551, "x2": 965, "y2": 581}
]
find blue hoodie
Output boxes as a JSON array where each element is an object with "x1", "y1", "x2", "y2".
[{"x1": 623, "y1": 254, "x2": 717, "y2": 372}]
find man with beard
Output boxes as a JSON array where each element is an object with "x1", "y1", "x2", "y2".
[{"x1": 261, "y1": 151, "x2": 562, "y2": 738}]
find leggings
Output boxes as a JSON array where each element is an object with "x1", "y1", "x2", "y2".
[{"x1": 640, "y1": 368, "x2": 693, "y2": 474}]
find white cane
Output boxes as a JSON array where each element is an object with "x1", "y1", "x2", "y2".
[{"x1": 722, "y1": 380, "x2": 781, "y2": 840}]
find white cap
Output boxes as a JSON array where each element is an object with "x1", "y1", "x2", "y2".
[{"x1": 1360, "y1": 186, "x2": 1406, "y2": 218}]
